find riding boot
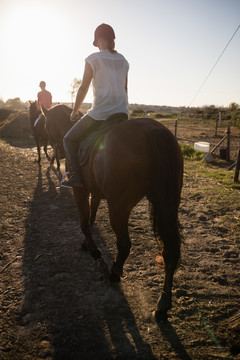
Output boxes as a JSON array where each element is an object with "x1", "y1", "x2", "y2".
[
  {"x1": 62, "y1": 170, "x2": 84, "y2": 188},
  {"x1": 62, "y1": 137, "x2": 84, "y2": 188}
]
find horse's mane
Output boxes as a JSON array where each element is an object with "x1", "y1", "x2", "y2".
[{"x1": 29, "y1": 100, "x2": 41, "y2": 123}]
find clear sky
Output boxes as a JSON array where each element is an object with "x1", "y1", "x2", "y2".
[{"x1": 0, "y1": 0, "x2": 239, "y2": 108}]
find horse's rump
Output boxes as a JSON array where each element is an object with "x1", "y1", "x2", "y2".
[
  {"x1": 92, "y1": 117, "x2": 184, "y2": 251},
  {"x1": 86, "y1": 118, "x2": 183, "y2": 205},
  {"x1": 45, "y1": 105, "x2": 72, "y2": 144}
]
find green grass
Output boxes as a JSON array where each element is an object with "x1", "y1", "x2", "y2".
[
  {"x1": 182, "y1": 158, "x2": 240, "y2": 239},
  {"x1": 199, "y1": 168, "x2": 233, "y2": 181},
  {"x1": 180, "y1": 144, "x2": 205, "y2": 161},
  {"x1": 231, "y1": 183, "x2": 240, "y2": 190},
  {"x1": 179, "y1": 145, "x2": 240, "y2": 189},
  {"x1": 184, "y1": 158, "x2": 240, "y2": 188}
]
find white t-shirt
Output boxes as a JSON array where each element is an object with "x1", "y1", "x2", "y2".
[{"x1": 86, "y1": 49, "x2": 129, "y2": 120}]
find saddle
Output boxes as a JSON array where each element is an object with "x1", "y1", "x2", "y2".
[{"x1": 78, "y1": 113, "x2": 128, "y2": 166}]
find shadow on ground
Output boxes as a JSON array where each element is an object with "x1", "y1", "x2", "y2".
[{"x1": 20, "y1": 164, "x2": 156, "y2": 359}]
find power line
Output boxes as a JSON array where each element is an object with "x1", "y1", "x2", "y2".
[{"x1": 188, "y1": 24, "x2": 240, "y2": 107}]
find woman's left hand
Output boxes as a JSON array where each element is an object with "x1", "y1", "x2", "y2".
[{"x1": 70, "y1": 110, "x2": 79, "y2": 122}]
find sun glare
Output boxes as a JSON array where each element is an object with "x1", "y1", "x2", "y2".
[{"x1": 2, "y1": 2, "x2": 78, "y2": 102}]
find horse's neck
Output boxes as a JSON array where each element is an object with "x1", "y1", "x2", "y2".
[
  {"x1": 30, "y1": 110, "x2": 41, "y2": 121},
  {"x1": 34, "y1": 109, "x2": 41, "y2": 118}
]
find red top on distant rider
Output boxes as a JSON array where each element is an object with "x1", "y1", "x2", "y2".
[{"x1": 37, "y1": 81, "x2": 52, "y2": 110}]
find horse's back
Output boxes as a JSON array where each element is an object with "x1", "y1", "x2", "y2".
[
  {"x1": 48, "y1": 105, "x2": 72, "y2": 126},
  {"x1": 100, "y1": 118, "x2": 179, "y2": 167},
  {"x1": 45, "y1": 104, "x2": 72, "y2": 142}
]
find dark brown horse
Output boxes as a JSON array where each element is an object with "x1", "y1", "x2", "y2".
[
  {"x1": 71, "y1": 117, "x2": 183, "y2": 321},
  {"x1": 42, "y1": 105, "x2": 82, "y2": 168},
  {"x1": 29, "y1": 101, "x2": 49, "y2": 163}
]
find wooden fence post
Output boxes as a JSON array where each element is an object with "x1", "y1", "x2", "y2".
[
  {"x1": 226, "y1": 126, "x2": 231, "y2": 161},
  {"x1": 219, "y1": 112, "x2": 221, "y2": 126},
  {"x1": 215, "y1": 117, "x2": 218, "y2": 136},
  {"x1": 234, "y1": 147, "x2": 240, "y2": 183},
  {"x1": 175, "y1": 119, "x2": 178, "y2": 138},
  {"x1": 210, "y1": 134, "x2": 227, "y2": 155}
]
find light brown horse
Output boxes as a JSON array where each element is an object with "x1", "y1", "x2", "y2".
[{"x1": 72, "y1": 117, "x2": 183, "y2": 321}]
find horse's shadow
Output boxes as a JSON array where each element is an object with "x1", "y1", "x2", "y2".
[
  {"x1": 4, "y1": 137, "x2": 37, "y2": 149},
  {"x1": 156, "y1": 321, "x2": 191, "y2": 360},
  {"x1": 20, "y1": 163, "x2": 156, "y2": 359}
]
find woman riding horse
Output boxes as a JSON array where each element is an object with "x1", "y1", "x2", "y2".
[
  {"x1": 61, "y1": 24, "x2": 184, "y2": 321},
  {"x1": 62, "y1": 24, "x2": 129, "y2": 188}
]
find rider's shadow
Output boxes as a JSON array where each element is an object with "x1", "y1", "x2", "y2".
[{"x1": 20, "y1": 164, "x2": 155, "y2": 359}]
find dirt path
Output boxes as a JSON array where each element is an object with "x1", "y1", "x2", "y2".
[{"x1": 0, "y1": 138, "x2": 239, "y2": 360}]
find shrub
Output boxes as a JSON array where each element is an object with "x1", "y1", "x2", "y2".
[
  {"x1": 131, "y1": 109, "x2": 145, "y2": 117},
  {"x1": 180, "y1": 144, "x2": 205, "y2": 160}
]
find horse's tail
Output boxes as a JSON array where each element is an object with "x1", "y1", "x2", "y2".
[{"x1": 146, "y1": 127, "x2": 183, "y2": 265}]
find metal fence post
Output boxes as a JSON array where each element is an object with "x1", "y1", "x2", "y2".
[{"x1": 175, "y1": 119, "x2": 178, "y2": 138}]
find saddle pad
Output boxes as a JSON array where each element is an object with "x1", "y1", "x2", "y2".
[
  {"x1": 78, "y1": 113, "x2": 128, "y2": 166},
  {"x1": 34, "y1": 114, "x2": 44, "y2": 127}
]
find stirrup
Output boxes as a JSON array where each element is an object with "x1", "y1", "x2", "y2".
[
  {"x1": 60, "y1": 171, "x2": 72, "y2": 189},
  {"x1": 61, "y1": 173, "x2": 84, "y2": 188}
]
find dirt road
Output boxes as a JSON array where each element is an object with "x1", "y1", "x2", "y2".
[{"x1": 0, "y1": 138, "x2": 239, "y2": 360}]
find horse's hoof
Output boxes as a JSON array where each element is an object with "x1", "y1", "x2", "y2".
[
  {"x1": 109, "y1": 272, "x2": 121, "y2": 283},
  {"x1": 90, "y1": 249, "x2": 101, "y2": 260},
  {"x1": 81, "y1": 241, "x2": 88, "y2": 251},
  {"x1": 96, "y1": 258, "x2": 110, "y2": 278},
  {"x1": 153, "y1": 310, "x2": 168, "y2": 323},
  {"x1": 157, "y1": 292, "x2": 172, "y2": 313}
]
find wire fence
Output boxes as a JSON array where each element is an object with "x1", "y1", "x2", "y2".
[{"x1": 164, "y1": 119, "x2": 240, "y2": 161}]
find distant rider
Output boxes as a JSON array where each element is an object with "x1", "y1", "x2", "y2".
[
  {"x1": 37, "y1": 81, "x2": 52, "y2": 111},
  {"x1": 31, "y1": 81, "x2": 52, "y2": 133}
]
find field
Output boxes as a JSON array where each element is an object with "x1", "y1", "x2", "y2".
[{"x1": 0, "y1": 109, "x2": 240, "y2": 359}]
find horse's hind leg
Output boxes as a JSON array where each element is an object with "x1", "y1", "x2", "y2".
[
  {"x1": 155, "y1": 219, "x2": 181, "y2": 321},
  {"x1": 73, "y1": 188, "x2": 101, "y2": 259},
  {"x1": 44, "y1": 141, "x2": 50, "y2": 161},
  {"x1": 89, "y1": 195, "x2": 100, "y2": 228},
  {"x1": 162, "y1": 234, "x2": 180, "y2": 294},
  {"x1": 36, "y1": 141, "x2": 41, "y2": 163},
  {"x1": 55, "y1": 144, "x2": 60, "y2": 169},
  {"x1": 108, "y1": 203, "x2": 132, "y2": 282},
  {"x1": 50, "y1": 145, "x2": 57, "y2": 167}
]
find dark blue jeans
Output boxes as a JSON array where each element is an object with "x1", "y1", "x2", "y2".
[{"x1": 63, "y1": 114, "x2": 99, "y2": 174}]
